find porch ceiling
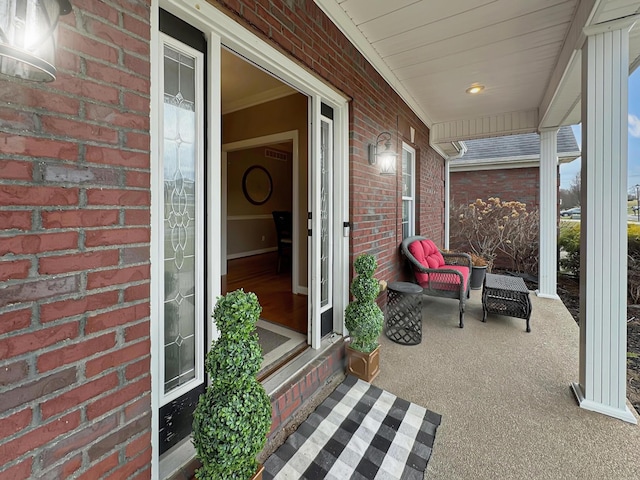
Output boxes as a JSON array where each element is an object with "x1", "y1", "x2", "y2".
[{"x1": 315, "y1": 0, "x2": 640, "y2": 156}]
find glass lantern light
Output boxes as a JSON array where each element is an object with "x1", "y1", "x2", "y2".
[{"x1": 0, "y1": 0, "x2": 72, "y2": 82}]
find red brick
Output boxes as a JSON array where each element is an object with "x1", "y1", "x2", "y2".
[
  {"x1": 40, "y1": 291, "x2": 118, "y2": 324},
  {"x1": 76, "y1": 452, "x2": 118, "y2": 480},
  {"x1": 124, "y1": 320, "x2": 150, "y2": 342},
  {"x1": 124, "y1": 54, "x2": 151, "y2": 79},
  {"x1": 85, "y1": 227, "x2": 150, "y2": 248},
  {"x1": 123, "y1": 13, "x2": 150, "y2": 40},
  {"x1": 121, "y1": 246, "x2": 149, "y2": 265},
  {"x1": 0, "y1": 458, "x2": 32, "y2": 480},
  {"x1": 87, "y1": 264, "x2": 150, "y2": 290},
  {"x1": 124, "y1": 283, "x2": 149, "y2": 302},
  {"x1": 0, "y1": 322, "x2": 78, "y2": 360},
  {"x1": 37, "y1": 332, "x2": 116, "y2": 373},
  {"x1": 0, "y1": 134, "x2": 78, "y2": 161},
  {"x1": 124, "y1": 209, "x2": 151, "y2": 226},
  {"x1": 0, "y1": 232, "x2": 78, "y2": 255},
  {"x1": 0, "y1": 259, "x2": 30, "y2": 282},
  {"x1": 0, "y1": 369, "x2": 76, "y2": 415},
  {"x1": 86, "y1": 303, "x2": 150, "y2": 334},
  {"x1": 0, "y1": 360, "x2": 28, "y2": 387},
  {"x1": 41, "y1": 209, "x2": 119, "y2": 229},
  {"x1": 124, "y1": 132, "x2": 150, "y2": 151},
  {"x1": 40, "y1": 413, "x2": 118, "y2": 469},
  {"x1": 86, "y1": 339, "x2": 149, "y2": 376},
  {"x1": 0, "y1": 211, "x2": 31, "y2": 231},
  {"x1": 85, "y1": 17, "x2": 149, "y2": 56},
  {"x1": 0, "y1": 85, "x2": 79, "y2": 116},
  {"x1": 85, "y1": 146, "x2": 149, "y2": 168},
  {"x1": 124, "y1": 394, "x2": 151, "y2": 422},
  {"x1": 40, "y1": 116, "x2": 118, "y2": 144},
  {"x1": 41, "y1": 454, "x2": 82, "y2": 479},
  {"x1": 125, "y1": 431, "x2": 151, "y2": 459},
  {"x1": 86, "y1": 188, "x2": 150, "y2": 207},
  {"x1": 39, "y1": 250, "x2": 119, "y2": 275},
  {"x1": 126, "y1": 170, "x2": 150, "y2": 188},
  {"x1": 123, "y1": 92, "x2": 150, "y2": 114},
  {"x1": 59, "y1": 29, "x2": 119, "y2": 64},
  {"x1": 86, "y1": 61, "x2": 150, "y2": 94},
  {"x1": 87, "y1": 379, "x2": 149, "y2": 420},
  {"x1": 89, "y1": 415, "x2": 150, "y2": 464},
  {"x1": 85, "y1": 103, "x2": 150, "y2": 130},
  {"x1": 40, "y1": 373, "x2": 119, "y2": 419},
  {"x1": 0, "y1": 159, "x2": 32, "y2": 181},
  {"x1": 0, "y1": 308, "x2": 31, "y2": 335},
  {"x1": 0, "y1": 410, "x2": 80, "y2": 463},
  {"x1": 0, "y1": 408, "x2": 32, "y2": 437},
  {"x1": 105, "y1": 448, "x2": 151, "y2": 480},
  {"x1": 0, "y1": 185, "x2": 79, "y2": 207},
  {"x1": 54, "y1": 73, "x2": 120, "y2": 105},
  {"x1": 63, "y1": 0, "x2": 119, "y2": 24},
  {"x1": 124, "y1": 356, "x2": 150, "y2": 381},
  {"x1": 0, "y1": 275, "x2": 80, "y2": 309}
]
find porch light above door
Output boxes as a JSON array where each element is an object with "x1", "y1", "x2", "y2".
[
  {"x1": 369, "y1": 131, "x2": 398, "y2": 176},
  {"x1": 0, "y1": 0, "x2": 72, "y2": 82}
]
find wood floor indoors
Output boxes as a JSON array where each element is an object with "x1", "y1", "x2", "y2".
[{"x1": 223, "y1": 251, "x2": 307, "y2": 333}]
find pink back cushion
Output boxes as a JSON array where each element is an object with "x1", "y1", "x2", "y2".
[
  {"x1": 408, "y1": 240, "x2": 430, "y2": 283},
  {"x1": 423, "y1": 239, "x2": 445, "y2": 268}
]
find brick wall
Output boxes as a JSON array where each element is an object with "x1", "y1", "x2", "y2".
[
  {"x1": 0, "y1": 0, "x2": 443, "y2": 478},
  {"x1": 0, "y1": 1, "x2": 152, "y2": 479},
  {"x1": 213, "y1": 1, "x2": 445, "y2": 283},
  {"x1": 450, "y1": 167, "x2": 540, "y2": 209}
]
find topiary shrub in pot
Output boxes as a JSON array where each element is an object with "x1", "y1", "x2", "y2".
[
  {"x1": 192, "y1": 289, "x2": 272, "y2": 480},
  {"x1": 344, "y1": 253, "x2": 384, "y2": 382}
]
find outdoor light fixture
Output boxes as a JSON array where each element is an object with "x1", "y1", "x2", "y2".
[
  {"x1": 465, "y1": 83, "x2": 485, "y2": 94},
  {"x1": 368, "y1": 131, "x2": 397, "y2": 176},
  {"x1": 0, "y1": 0, "x2": 72, "y2": 82}
]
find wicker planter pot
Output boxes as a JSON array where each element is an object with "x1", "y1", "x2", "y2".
[
  {"x1": 346, "y1": 344, "x2": 380, "y2": 382},
  {"x1": 470, "y1": 265, "x2": 487, "y2": 290}
]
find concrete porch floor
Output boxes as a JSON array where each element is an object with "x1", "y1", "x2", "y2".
[{"x1": 373, "y1": 288, "x2": 640, "y2": 479}]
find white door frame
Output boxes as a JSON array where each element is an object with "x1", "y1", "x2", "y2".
[{"x1": 151, "y1": 1, "x2": 350, "y2": 478}]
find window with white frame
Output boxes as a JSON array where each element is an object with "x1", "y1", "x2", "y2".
[{"x1": 402, "y1": 143, "x2": 415, "y2": 239}]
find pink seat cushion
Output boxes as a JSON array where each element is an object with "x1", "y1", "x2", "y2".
[
  {"x1": 408, "y1": 239, "x2": 451, "y2": 284},
  {"x1": 419, "y1": 265, "x2": 469, "y2": 291},
  {"x1": 408, "y1": 240, "x2": 430, "y2": 283}
]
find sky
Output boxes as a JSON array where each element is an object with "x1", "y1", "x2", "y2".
[{"x1": 559, "y1": 68, "x2": 640, "y2": 194}]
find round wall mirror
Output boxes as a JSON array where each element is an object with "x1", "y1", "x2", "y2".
[{"x1": 242, "y1": 165, "x2": 273, "y2": 205}]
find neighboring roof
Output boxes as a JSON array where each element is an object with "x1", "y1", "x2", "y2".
[
  {"x1": 462, "y1": 126, "x2": 579, "y2": 160},
  {"x1": 450, "y1": 126, "x2": 581, "y2": 171}
]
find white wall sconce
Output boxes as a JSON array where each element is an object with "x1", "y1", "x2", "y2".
[
  {"x1": 368, "y1": 131, "x2": 397, "y2": 176},
  {"x1": 0, "y1": 0, "x2": 72, "y2": 82}
]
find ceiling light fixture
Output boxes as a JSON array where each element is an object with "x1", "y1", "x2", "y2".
[
  {"x1": 0, "y1": 0, "x2": 73, "y2": 82},
  {"x1": 466, "y1": 84, "x2": 485, "y2": 94}
]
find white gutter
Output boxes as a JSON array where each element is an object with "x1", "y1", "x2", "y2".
[{"x1": 441, "y1": 141, "x2": 467, "y2": 250}]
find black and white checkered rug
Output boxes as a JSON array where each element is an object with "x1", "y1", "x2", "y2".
[{"x1": 263, "y1": 375, "x2": 442, "y2": 480}]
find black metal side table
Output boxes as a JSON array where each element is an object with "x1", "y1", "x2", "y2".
[
  {"x1": 385, "y1": 281, "x2": 423, "y2": 345},
  {"x1": 482, "y1": 273, "x2": 532, "y2": 332}
]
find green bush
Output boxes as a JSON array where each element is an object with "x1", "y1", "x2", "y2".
[
  {"x1": 344, "y1": 254, "x2": 383, "y2": 353},
  {"x1": 192, "y1": 290, "x2": 272, "y2": 480},
  {"x1": 558, "y1": 220, "x2": 581, "y2": 275}
]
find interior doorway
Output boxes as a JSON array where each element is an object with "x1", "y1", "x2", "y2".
[{"x1": 220, "y1": 49, "x2": 309, "y2": 376}]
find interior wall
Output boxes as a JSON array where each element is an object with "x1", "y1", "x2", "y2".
[
  {"x1": 227, "y1": 146, "x2": 292, "y2": 256},
  {"x1": 223, "y1": 92, "x2": 309, "y2": 286}
]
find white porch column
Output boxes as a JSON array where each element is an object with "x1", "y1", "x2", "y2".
[
  {"x1": 571, "y1": 18, "x2": 638, "y2": 424},
  {"x1": 537, "y1": 128, "x2": 560, "y2": 299}
]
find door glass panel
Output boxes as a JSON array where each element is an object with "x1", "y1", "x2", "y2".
[
  {"x1": 320, "y1": 119, "x2": 331, "y2": 308},
  {"x1": 163, "y1": 44, "x2": 197, "y2": 394}
]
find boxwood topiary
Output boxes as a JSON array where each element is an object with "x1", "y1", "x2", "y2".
[
  {"x1": 192, "y1": 289, "x2": 272, "y2": 480},
  {"x1": 344, "y1": 254, "x2": 383, "y2": 353}
]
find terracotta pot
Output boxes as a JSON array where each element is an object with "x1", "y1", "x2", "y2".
[
  {"x1": 251, "y1": 463, "x2": 265, "y2": 480},
  {"x1": 346, "y1": 344, "x2": 380, "y2": 382}
]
